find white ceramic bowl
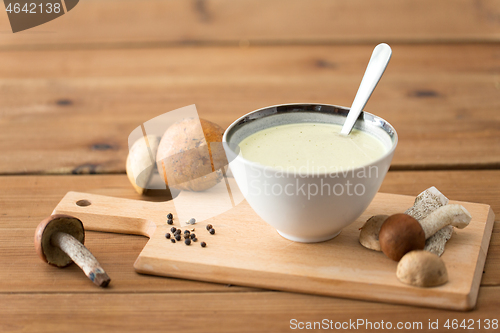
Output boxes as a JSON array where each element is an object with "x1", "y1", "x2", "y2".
[{"x1": 223, "y1": 104, "x2": 398, "y2": 243}]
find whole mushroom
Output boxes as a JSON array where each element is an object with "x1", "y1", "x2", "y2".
[
  {"x1": 156, "y1": 118, "x2": 227, "y2": 191},
  {"x1": 378, "y1": 214, "x2": 426, "y2": 261},
  {"x1": 34, "y1": 214, "x2": 111, "y2": 287},
  {"x1": 374, "y1": 205, "x2": 472, "y2": 261}
]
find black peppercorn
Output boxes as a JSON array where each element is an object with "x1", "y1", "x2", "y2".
[
  {"x1": 184, "y1": 234, "x2": 190, "y2": 239},
  {"x1": 206, "y1": 224, "x2": 213, "y2": 231},
  {"x1": 167, "y1": 213, "x2": 173, "y2": 219},
  {"x1": 171, "y1": 239, "x2": 176, "y2": 243},
  {"x1": 201, "y1": 242, "x2": 207, "y2": 247},
  {"x1": 190, "y1": 233, "x2": 196, "y2": 239},
  {"x1": 167, "y1": 219, "x2": 173, "y2": 225},
  {"x1": 184, "y1": 238, "x2": 191, "y2": 245},
  {"x1": 175, "y1": 229, "x2": 181, "y2": 235},
  {"x1": 184, "y1": 230, "x2": 190, "y2": 235},
  {"x1": 170, "y1": 227, "x2": 177, "y2": 233},
  {"x1": 209, "y1": 228, "x2": 215, "y2": 235},
  {"x1": 165, "y1": 233, "x2": 171, "y2": 239},
  {"x1": 192, "y1": 237, "x2": 198, "y2": 242},
  {"x1": 175, "y1": 234, "x2": 181, "y2": 241}
]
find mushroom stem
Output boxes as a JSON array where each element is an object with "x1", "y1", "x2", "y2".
[
  {"x1": 419, "y1": 204, "x2": 472, "y2": 239},
  {"x1": 51, "y1": 232, "x2": 111, "y2": 287}
]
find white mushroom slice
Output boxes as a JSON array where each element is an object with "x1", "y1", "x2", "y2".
[
  {"x1": 404, "y1": 186, "x2": 448, "y2": 221},
  {"x1": 424, "y1": 225, "x2": 453, "y2": 256}
]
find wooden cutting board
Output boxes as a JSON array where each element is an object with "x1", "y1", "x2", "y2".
[{"x1": 52, "y1": 188, "x2": 495, "y2": 311}]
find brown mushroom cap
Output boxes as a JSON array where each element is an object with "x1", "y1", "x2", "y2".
[
  {"x1": 34, "y1": 214, "x2": 85, "y2": 267},
  {"x1": 397, "y1": 250, "x2": 448, "y2": 287},
  {"x1": 156, "y1": 118, "x2": 226, "y2": 191},
  {"x1": 379, "y1": 213, "x2": 425, "y2": 261}
]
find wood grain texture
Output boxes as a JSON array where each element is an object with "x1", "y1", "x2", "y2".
[
  {"x1": 49, "y1": 189, "x2": 494, "y2": 310},
  {"x1": 1, "y1": 289, "x2": 500, "y2": 333},
  {"x1": 1, "y1": 172, "x2": 499, "y2": 327},
  {"x1": 1, "y1": 44, "x2": 499, "y2": 174},
  {"x1": 1, "y1": 171, "x2": 498, "y2": 295},
  {"x1": 0, "y1": 0, "x2": 498, "y2": 328},
  {"x1": 0, "y1": 0, "x2": 499, "y2": 49}
]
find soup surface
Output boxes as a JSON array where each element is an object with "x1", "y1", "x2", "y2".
[{"x1": 238, "y1": 122, "x2": 387, "y2": 173}]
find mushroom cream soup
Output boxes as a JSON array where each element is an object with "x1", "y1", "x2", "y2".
[{"x1": 238, "y1": 122, "x2": 387, "y2": 173}]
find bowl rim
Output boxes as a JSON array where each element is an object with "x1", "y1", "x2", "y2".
[{"x1": 222, "y1": 103, "x2": 398, "y2": 177}]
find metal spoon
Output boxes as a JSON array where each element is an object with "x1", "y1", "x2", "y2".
[{"x1": 340, "y1": 43, "x2": 392, "y2": 136}]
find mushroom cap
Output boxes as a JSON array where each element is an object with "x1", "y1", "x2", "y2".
[
  {"x1": 156, "y1": 118, "x2": 226, "y2": 191},
  {"x1": 359, "y1": 215, "x2": 389, "y2": 251},
  {"x1": 34, "y1": 214, "x2": 85, "y2": 268},
  {"x1": 397, "y1": 250, "x2": 448, "y2": 287},
  {"x1": 379, "y1": 213, "x2": 425, "y2": 261}
]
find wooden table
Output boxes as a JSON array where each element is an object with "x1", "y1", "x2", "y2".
[{"x1": 1, "y1": 1, "x2": 499, "y2": 332}]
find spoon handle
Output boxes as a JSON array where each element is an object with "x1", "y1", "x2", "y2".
[{"x1": 340, "y1": 43, "x2": 392, "y2": 136}]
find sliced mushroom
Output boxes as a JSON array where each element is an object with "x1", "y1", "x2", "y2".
[{"x1": 359, "y1": 215, "x2": 388, "y2": 251}]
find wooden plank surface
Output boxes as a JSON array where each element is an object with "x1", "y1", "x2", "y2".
[
  {"x1": 0, "y1": 171, "x2": 498, "y2": 294},
  {"x1": 1, "y1": 289, "x2": 500, "y2": 333},
  {"x1": 1, "y1": 0, "x2": 500, "y2": 48},
  {"x1": 1, "y1": 1, "x2": 499, "y2": 327},
  {"x1": 49, "y1": 190, "x2": 494, "y2": 310},
  {"x1": 0, "y1": 172, "x2": 498, "y2": 329},
  {"x1": 1, "y1": 44, "x2": 499, "y2": 174}
]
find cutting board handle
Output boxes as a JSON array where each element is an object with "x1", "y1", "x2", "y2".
[{"x1": 52, "y1": 191, "x2": 161, "y2": 238}]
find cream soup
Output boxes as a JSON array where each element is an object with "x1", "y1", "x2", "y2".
[{"x1": 238, "y1": 122, "x2": 387, "y2": 173}]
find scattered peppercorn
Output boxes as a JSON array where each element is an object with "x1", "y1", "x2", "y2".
[
  {"x1": 206, "y1": 224, "x2": 213, "y2": 231},
  {"x1": 167, "y1": 219, "x2": 173, "y2": 225},
  {"x1": 190, "y1": 233, "x2": 196, "y2": 239},
  {"x1": 185, "y1": 238, "x2": 191, "y2": 245},
  {"x1": 184, "y1": 230, "x2": 190, "y2": 235},
  {"x1": 209, "y1": 228, "x2": 215, "y2": 235},
  {"x1": 192, "y1": 237, "x2": 198, "y2": 242},
  {"x1": 165, "y1": 233, "x2": 171, "y2": 239},
  {"x1": 201, "y1": 242, "x2": 207, "y2": 247},
  {"x1": 175, "y1": 229, "x2": 181, "y2": 235},
  {"x1": 175, "y1": 234, "x2": 181, "y2": 241},
  {"x1": 171, "y1": 239, "x2": 176, "y2": 243},
  {"x1": 188, "y1": 218, "x2": 196, "y2": 225},
  {"x1": 170, "y1": 227, "x2": 177, "y2": 233},
  {"x1": 184, "y1": 234, "x2": 190, "y2": 239},
  {"x1": 167, "y1": 213, "x2": 173, "y2": 219}
]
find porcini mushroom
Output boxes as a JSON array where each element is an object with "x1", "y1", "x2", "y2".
[
  {"x1": 359, "y1": 187, "x2": 449, "y2": 253},
  {"x1": 156, "y1": 118, "x2": 226, "y2": 191},
  {"x1": 379, "y1": 204, "x2": 472, "y2": 261},
  {"x1": 34, "y1": 214, "x2": 111, "y2": 287},
  {"x1": 378, "y1": 214, "x2": 426, "y2": 261},
  {"x1": 397, "y1": 250, "x2": 448, "y2": 287},
  {"x1": 359, "y1": 187, "x2": 472, "y2": 257}
]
